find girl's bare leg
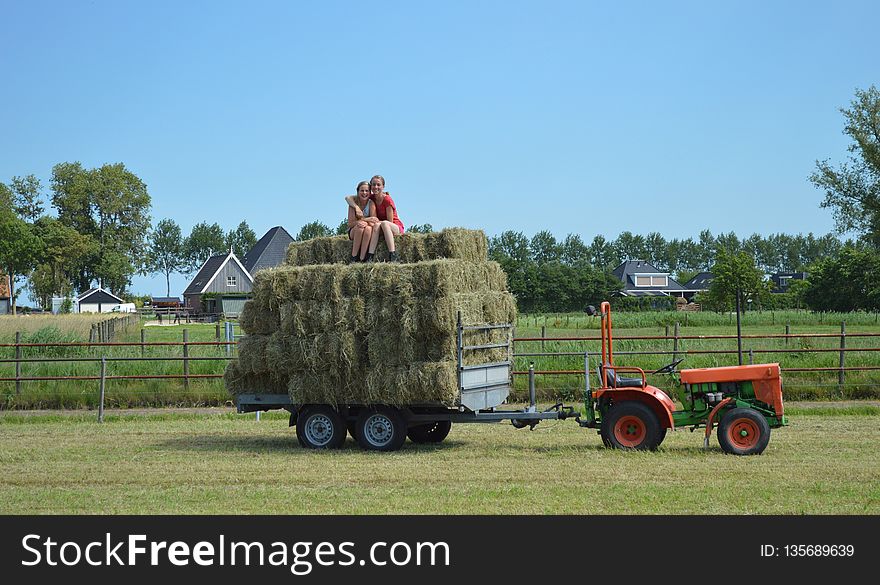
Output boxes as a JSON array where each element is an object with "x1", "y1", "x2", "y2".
[
  {"x1": 380, "y1": 221, "x2": 401, "y2": 252},
  {"x1": 359, "y1": 226, "x2": 373, "y2": 259},
  {"x1": 351, "y1": 226, "x2": 366, "y2": 257},
  {"x1": 368, "y1": 223, "x2": 382, "y2": 253}
]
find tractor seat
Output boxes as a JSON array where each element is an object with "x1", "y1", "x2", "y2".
[{"x1": 600, "y1": 367, "x2": 644, "y2": 389}]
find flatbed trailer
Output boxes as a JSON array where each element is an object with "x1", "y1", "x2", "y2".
[{"x1": 236, "y1": 316, "x2": 580, "y2": 451}]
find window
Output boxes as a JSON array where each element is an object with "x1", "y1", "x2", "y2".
[
  {"x1": 227, "y1": 276, "x2": 237, "y2": 287},
  {"x1": 634, "y1": 275, "x2": 668, "y2": 287}
]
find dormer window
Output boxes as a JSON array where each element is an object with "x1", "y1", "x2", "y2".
[
  {"x1": 634, "y1": 274, "x2": 667, "y2": 287},
  {"x1": 227, "y1": 276, "x2": 237, "y2": 287}
]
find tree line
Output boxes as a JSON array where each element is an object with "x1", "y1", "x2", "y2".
[{"x1": 0, "y1": 163, "x2": 261, "y2": 313}]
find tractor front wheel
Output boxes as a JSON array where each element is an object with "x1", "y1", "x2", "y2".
[
  {"x1": 718, "y1": 408, "x2": 771, "y2": 455},
  {"x1": 601, "y1": 402, "x2": 664, "y2": 451}
]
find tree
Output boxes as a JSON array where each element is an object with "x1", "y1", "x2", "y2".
[
  {"x1": 50, "y1": 162, "x2": 151, "y2": 294},
  {"x1": 705, "y1": 249, "x2": 771, "y2": 313},
  {"x1": 561, "y1": 234, "x2": 589, "y2": 267},
  {"x1": 408, "y1": 223, "x2": 434, "y2": 234},
  {"x1": 589, "y1": 235, "x2": 617, "y2": 269},
  {"x1": 802, "y1": 246, "x2": 880, "y2": 312},
  {"x1": 27, "y1": 217, "x2": 95, "y2": 309},
  {"x1": 336, "y1": 220, "x2": 349, "y2": 236},
  {"x1": 529, "y1": 230, "x2": 562, "y2": 264},
  {"x1": 811, "y1": 86, "x2": 880, "y2": 247},
  {"x1": 146, "y1": 219, "x2": 186, "y2": 297},
  {"x1": 9, "y1": 175, "x2": 44, "y2": 222},
  {"x1": 295, "y1": 220, "x2": 333, "y2": 241},
  {"x1": 182, "y1": 222, "x2": 226, "y2": 273},
  {"x1": 0, "y1": 206, "x2": 41, "y2": 314},
  {"x1": 224, "y1": 221, "x2": 257, "y2": 256}
]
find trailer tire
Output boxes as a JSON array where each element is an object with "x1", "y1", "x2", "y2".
[
  {"x1": 296, "y1": 405, "x2": 346, "y2": 449},
  {"x1": 407, "y1": 420, "x2": 452, "y2": 444},
  {"x1": 355, "y1": 407, "x2": 407, "y2": 451},
  {"x1": 601, "y1": 401, "x2": 663, "y2": 451},
  {"x1": 718, "y1": 408, "x2": 770, "y2": 455}
]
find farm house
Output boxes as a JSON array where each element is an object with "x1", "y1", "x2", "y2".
[{"x1": 183, "y1": 251, "x2": 253, "y2": 315}]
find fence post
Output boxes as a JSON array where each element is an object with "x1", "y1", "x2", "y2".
[
  {"x1": 216, "y1": 321, "x2": 221, "y2": 341},
  {"x1": 839, "y1": 321, "x2": 846, "y2": 388},
  {"x1": 748, "y1": 349, "x2": 754, "y2": 365},
  {"x1": 673, "y1": 322, "x2": 680, "y2": 362},
  {"x1": 541, "y1": 325, "x2": 545, "y2": 351},
  {"x1": 183, "y1": 329, "x2": 190, "y2": 391},
  {"x1": 15, "y1": 332, "x2": 21, "y2": 395},
  {"x1": 90, "y1": 324, "x2": 96, "y2": 343},
  {"x1": 665, "y1": 325, "x2": 670, "y2": 348},
  {"x1": 98, "y1": 356, "x2": 106, "y2": 423},
  {"x1": 785, "y1": 324, "x2": 790, "y2": 347},
  {"x1": 141, "y1": 329, "x2": 146, "y2": 358}
]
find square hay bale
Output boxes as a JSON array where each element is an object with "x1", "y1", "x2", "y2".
[
  {"x1": 289, "y1": 361, "x2": 460, "y2": 406},
  {"x1": 239, "y1": 299, "x2": 280, "y2": 336},
  {"x1": 285, "y1": 228, "x2": 489, "y2": 266},
  {"x1": 224, "y1": 361, "x2": 289, "y2": 396}
]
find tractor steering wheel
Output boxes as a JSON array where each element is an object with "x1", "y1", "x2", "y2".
[{"x1": 652, "y1": 358, "x2": 684, "y2": 374}]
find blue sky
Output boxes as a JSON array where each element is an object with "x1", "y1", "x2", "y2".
[{"x1": 2, "y1": 0, "x2": 878, "y2": 300}]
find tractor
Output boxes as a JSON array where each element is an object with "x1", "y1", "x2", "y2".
[{"x1": 580, "y1": 301, "x2": 786, "y2": 454}]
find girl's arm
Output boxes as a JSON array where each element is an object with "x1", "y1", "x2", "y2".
[
  {"x1": 344, "y1": 195, "x2": 363, "y2": 219},
  {"x1": 347, "y1": 205, "x2": 360, "y2": 228}
]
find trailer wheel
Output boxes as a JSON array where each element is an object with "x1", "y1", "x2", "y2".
[
  {"x1": 718, "y1": 408, "x2": 770, "y2": 455},
  {"x1": 296, "y1": 405, "x2": 346, "y2": 449},
  {"x1": 601, "y1": 402, "x2": 663, "y2": 451},
  {"x1": 355, "y1": 407, "x2": 407, "y2": 451},
  {"x1": 408, "y1": 420, "x2": 452, "y2": 444}
]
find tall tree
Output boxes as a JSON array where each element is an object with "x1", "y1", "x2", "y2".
[
  {"x1": 27, "y1": 217, "x2": 94, "y2": 308},
  {"x1": 811, "y1": 86, "x2": 880, "y2": 247},
  {"x1": 589, "y1": 235, "x2": 617, "y2": 269},
  {"x1": 50, "y1": 162, "x2": 151, "y2": 294},
  {"x1": 224, "y1": 221, "x2": 257, "y2": 256},
  {"x1": 529, "y1": 230, "x2": 562, "y2": 264},
  {"x1": 9, "y1": 175, "x2": 44, "y2": 222},
  {"x1": 182, "y1": 222, "x2": 226, "y2": 273},
  {"x1": 705, "y1": 249, "x2": 771, "y2": 313},
  {"x1": 0, "y1": 206, "x2": 41, "y2": 314},
  {"x1": 561, "y1": 234, "x2": 589, "y2": 267},
  {"x1": 146, "y1": 219, "x2": 186, "y2": 297},
  {"x1": 295, "y1": 221, "x2": 333, "y2": 241}
]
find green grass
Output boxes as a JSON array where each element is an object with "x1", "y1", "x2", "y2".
[{"x1": 0, "y1": 409, "x2": 877, "y2": 514}]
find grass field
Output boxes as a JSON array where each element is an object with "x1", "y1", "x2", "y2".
[{"x1": 0, "y1": 407, "x2": 877, "y2": 514}]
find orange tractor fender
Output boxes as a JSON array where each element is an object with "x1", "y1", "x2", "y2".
[{"x1": 594, "y1": 386, "x2": 676, "y2": 429}]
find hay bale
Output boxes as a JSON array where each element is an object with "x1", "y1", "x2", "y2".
[
  {"x1": 285, "y1": 228, "x2": 489, "y2": 266},
  {"x1": 228, "y1": 229, "x2": 517, "y2": 407},
  {"x1": 289, "y1": 361, "x2": 460, "y2": 406},
  {"x1": 224, "y1": 361, "x2": 289, "y2": 396}
]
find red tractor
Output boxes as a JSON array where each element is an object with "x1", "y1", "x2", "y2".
[{"x1": 582, "y1": 302, "x2": 786, "y2": 454}]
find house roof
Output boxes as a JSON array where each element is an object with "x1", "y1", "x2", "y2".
[
  {"x1": 183, "y1": 252, "x2": 253, "y2": 296},
  {"x1": 76, "y1": 287, "x2": 124, "y2": 303},
  {"x1": 243, "y1": 226, "x2": 294, "y2": 273},
  {"x1": 611, "y1": 260, "x2": 685, "y2": 291},
  {"x1": 682, "y1": 272, "x2": 714, "y2": 290}
]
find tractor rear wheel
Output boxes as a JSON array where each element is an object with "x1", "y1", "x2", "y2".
[
  {"x1": 601, "y1": 402, "x2": 664, "y2": 451},
  {"x1": 718, "y1": 408, "x2": 770, "y2": 455},
  {"x1": 407, "y1": 420, "x2": 452, "y2": 444}
]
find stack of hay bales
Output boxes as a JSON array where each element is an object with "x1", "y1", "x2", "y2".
[{"x1": 224, "y1": 228, "x2": 517, "y2": 407}]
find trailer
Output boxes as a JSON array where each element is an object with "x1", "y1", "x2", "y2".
[{"x1": 236, "y1": 302, "x2": 787, "y2": 454}]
